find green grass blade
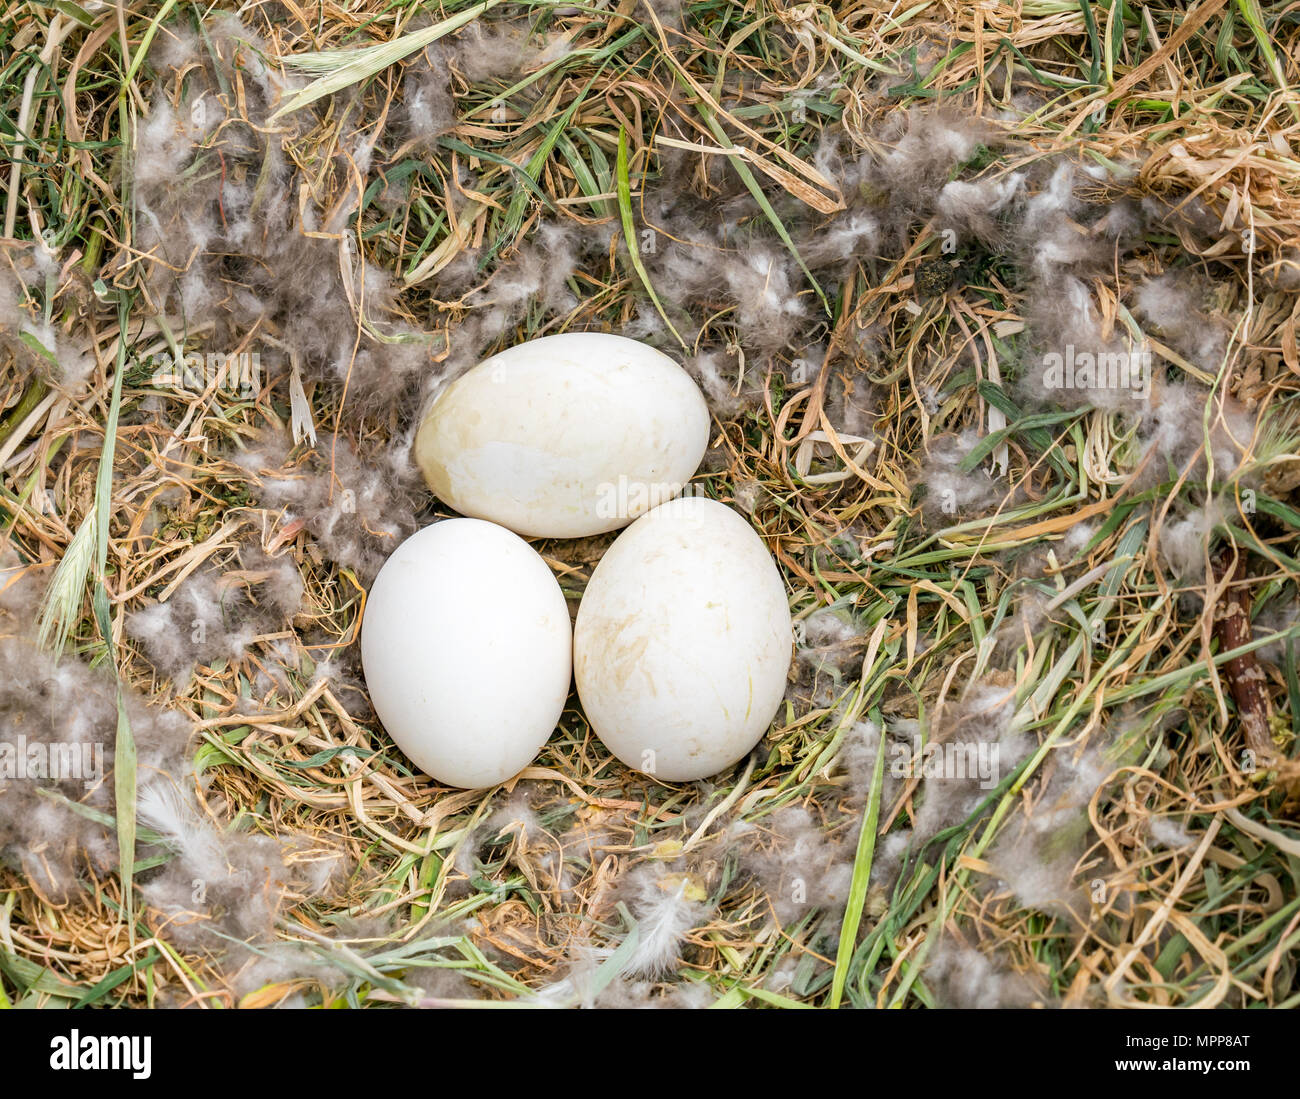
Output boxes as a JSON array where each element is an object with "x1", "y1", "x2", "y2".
[
  {"x1": 654, "y1": 49, "x2": 829, "y2": 312},
  {"x1": 72, "y1": 947, "x2": 161, "y2": 1008},
  {"x1": 94, "y1": 297, "x2": 137, "y2": 934},
  {"x1": 696, "y1": 107, "x2": 829, "y2": 314},
  {"x1": 113, "y1": 693, "x2": 137, "y2": 937},
  {"x1": 1234, "y1": 0, "x2": 1294, "y2": 112},
  {"x1": 122, "y1": 0, "x2": 180, "y2": 86},
  {"x1": 828, "y1": 722, "x2": 887, "y2": 1007},
  {"x1": 269, "y1": 1, "x2": 502, "y2": 122},
  {"x1": 617, "y1": 127, "x2": 686, "y2": 349}
]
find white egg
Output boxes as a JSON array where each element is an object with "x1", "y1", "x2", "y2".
[
  {"x1": 414, "y1": 332, "x2": 710, "y2": 538},
  {"x1": 361, "y1": 519, "x2": 571, "y2": 789},
  {"x1": 573, "y1": 496, "x2": 792, "y2": 782}
]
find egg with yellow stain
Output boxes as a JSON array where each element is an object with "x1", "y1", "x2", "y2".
[{"x1": 573, "y1": 496, "x2": 791, "y2": 782}]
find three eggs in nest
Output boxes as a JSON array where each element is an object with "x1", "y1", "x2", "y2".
[{"x1": 361, "y1": 332, "x2": 793, "y2": 789}]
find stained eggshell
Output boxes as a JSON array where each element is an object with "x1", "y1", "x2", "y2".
[
  {"x1": 414, "y1": 332, "x2": 710, "y2": 538},
  {"x1": 573, "y1": 496, "x2": 792, "y2": 782},
  {"x1": 361, "y1": 518, "x2": 571, "y2": 789}
]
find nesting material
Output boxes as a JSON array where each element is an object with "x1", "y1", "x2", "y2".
[
  {"x1": 234, "y1": 431, "x2": 426, "y2": 584},
  {"x1": 126, "y1": 544, "x2": 304, "y2": 686},
  {"x1": 0, "y1": 557, "x2": 181, "y2": 899},
  {"x1": 7, "y1": 0, "x2": 1299, "y2": 1011},
  {"x1": 917, "y1": 429, "x2": 1005, "y2": 522},
  {"x1": 924, "y1": 938, "x2": 1044, "y2": 1008},
  {"x1": 1133, "y1": 272, "x2": 1226, "y2": 373},
  {"x1": 537, "y1": 863, "x2": 712, "y2": 1006}
]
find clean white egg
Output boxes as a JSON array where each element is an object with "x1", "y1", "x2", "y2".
[
  {"x1": 414, "y1": 332, "x2": 710, "y2": 538},
  {"x1": 573, "y1": 496, "x2": 792, "y2": 782},
  {"x1": 361, "y1": 519, "x2": 571, "y2": 789}
]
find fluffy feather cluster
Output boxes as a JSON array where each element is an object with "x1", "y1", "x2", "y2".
[
  {"x1": 134, "y1": 777, "x2": 342, "y2": 978},
  {"x1": 131, "y1": 17, "x2": 436, "y2": 425},
  {"x1": 924, "y1": 936, "x2": 1045, "y2": 1008},
  {"x1": 233, "y1": 431, "x2": 426, "y2": 584},
  {"x1": 0, "y1": 542, "x2": 345, "y2": 996},
  {"x1": 730, "y1": 805, "x2": 857, "y2": 927},
  {"x1": 0, "y1": 552, "x2": 175, "y2": 896},
  {"x1": 0, "y1": 243, "x2": 95, "y2": 389},
  {"x1": 126, "y1": 543, "x2": 304, "y2": 686}
]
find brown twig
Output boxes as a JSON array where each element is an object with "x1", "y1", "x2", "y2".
[{"x1": 1210, "y1": 546, "x2": 1275, "y2": 763}]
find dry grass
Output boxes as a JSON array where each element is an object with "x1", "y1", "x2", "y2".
[{"x1": 3, "y1": 0, "x2": 1300, "y2": 1008}]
